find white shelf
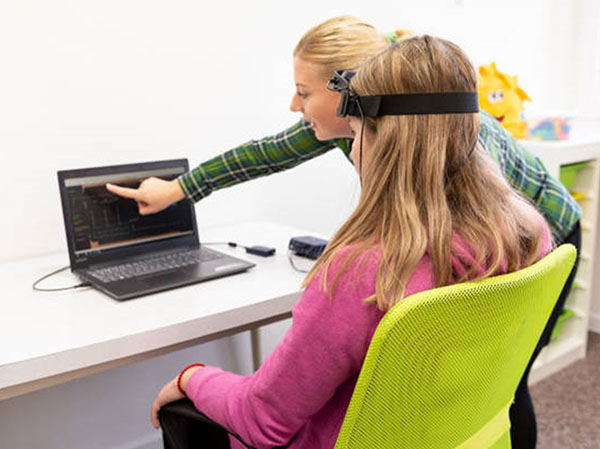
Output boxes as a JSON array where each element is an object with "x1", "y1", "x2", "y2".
[
  {"x1": 522, "y1": 133, "x2": 600, "y2": 383},
  {"x1": 529, "y1": 335, "x2": 586, "y2": 384},
  {"x1": 573, "y1": 278, "x2": 588, "y2": 290},
  {"x1": 581, "y1": 219, "x2": 594, "y2": 231}
]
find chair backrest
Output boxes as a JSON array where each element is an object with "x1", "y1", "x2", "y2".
[{"x1": 334, "y1": 244, "x2": 576, "y2": 449}]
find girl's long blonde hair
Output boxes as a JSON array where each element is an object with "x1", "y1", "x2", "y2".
[
  {"x1": 303, "y1": 35, "x2": 548, "y2": 311},
  {"x1": 294, "y1": 15, "x2": 413, "y2": 78}
]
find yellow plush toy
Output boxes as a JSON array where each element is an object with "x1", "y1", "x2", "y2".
[{"x1": 478, "y1": 62, "x2": 531, "y2": 139}]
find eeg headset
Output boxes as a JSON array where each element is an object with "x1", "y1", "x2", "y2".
[
  {"x1": 327, "y1": 69, "x2": 479, "y2": 117},
  {"x1": 327, "y1": 70, "x2": 479, "y2": 180}
]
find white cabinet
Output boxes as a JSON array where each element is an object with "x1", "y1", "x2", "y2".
[{"x1": 522, "y1": 132, "x2": 600, "y2": 383}]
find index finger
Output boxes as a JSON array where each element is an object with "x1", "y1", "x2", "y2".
[{"x1": 106, "y1": 183, "x2": 139, "y2": 200}]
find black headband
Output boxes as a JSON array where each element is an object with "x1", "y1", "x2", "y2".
[{"x1": 327, "y1": 70, "x2": 479, "y2": 117}]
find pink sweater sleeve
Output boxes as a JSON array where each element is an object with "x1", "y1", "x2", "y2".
[{"x1": 185, "y1": 250, "x2": 382, "y2": 448}]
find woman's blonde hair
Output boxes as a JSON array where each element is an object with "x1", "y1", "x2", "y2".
[
  {"x1": 303, "y1": 35, "x2": 548, "y2": 311},
  {"x1": 293, "y1": 15, "x2": 412, "y2": 78}
]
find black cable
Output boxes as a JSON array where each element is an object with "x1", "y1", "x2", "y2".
[
  {"x1": 202, "y1": 241, "x2": 247, "y2": 249},
  {"x1": 32, "y1": 265, "x2": 92, "y2": 292},
  {"x1": 446, "y1": 143, "x2": 477, "y2": 184},
  {"x1": 206, "y1": 240, "x2": 311, "y2": 271},
  {"x1": 356, "y1": 97, "x2": 366, "y2": 186},
  {"x1": 203, "y1": 241, "x2": 275, "y2": 257},
  {"x1": 287, "y1": 250, "x2": 314, "y2": 273}
]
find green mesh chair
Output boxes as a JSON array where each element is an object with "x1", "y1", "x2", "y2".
[{"x1": 334, "y1": 244, "x2": 576, "y2": 449}]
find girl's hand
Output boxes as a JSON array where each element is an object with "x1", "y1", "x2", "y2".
[
  {"x1": 150, "y1": 366, "x2": 203, "y2": 429},
  {"x1": 150, "y1": 376, "x2": 184, "y2": 429}
]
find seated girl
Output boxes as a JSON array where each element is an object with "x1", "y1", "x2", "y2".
[{"x1": 150, "y1": 35, "x2": 552, "y2": 449}]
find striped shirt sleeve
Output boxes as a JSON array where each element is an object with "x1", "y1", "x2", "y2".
[
  {"x1": 178, "y1": 120, "x2": 351, "y2": 202},
  {"x1": 479, "y1": 110, "x2": 581, "y2": 242}
]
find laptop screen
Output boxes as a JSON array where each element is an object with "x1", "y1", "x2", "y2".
[{"x1": 58, "y1": 160, "x2": 198, "y2": 269}]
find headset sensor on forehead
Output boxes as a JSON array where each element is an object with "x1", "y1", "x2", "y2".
[{"x1": 327, "y1": 70, "x2": 479, "y2": 117}]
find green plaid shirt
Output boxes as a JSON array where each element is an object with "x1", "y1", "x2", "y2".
[{"x1": 179, "y1": 110, "x2": 580, "y2": 242}]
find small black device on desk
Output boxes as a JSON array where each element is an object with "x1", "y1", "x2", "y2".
[
  {"x1": 288, "y1": 236, "x2": 328, "y2": 260},
  {"x1": 245, "y1": 245, "x2": 276, "y2": 257}
]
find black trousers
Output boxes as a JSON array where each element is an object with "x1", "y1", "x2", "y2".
[
  {"x1": 160, "y1": 398, "x2": 293, "y2": 449},
  {"x1": 160, "y1": 399, "x2": 231, "y2": 449},
  {"x1": 509, "y1": 221, "x2": 582, "y2": 449}
]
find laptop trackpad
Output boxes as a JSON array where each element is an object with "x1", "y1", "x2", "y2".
[
  {"x1": 138, "y1": 267, "x2": 207, "y2": 289},
  {"x1": 137, "y1": 262, "x2": 247, "y2": 290}
]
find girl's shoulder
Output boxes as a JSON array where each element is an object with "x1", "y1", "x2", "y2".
[
  {"x1": 326, "y1": 244, "x2": 381, "y2": 281},
  {"x1": 304, "y1": 244, "x2": 381, "y2": 303}
]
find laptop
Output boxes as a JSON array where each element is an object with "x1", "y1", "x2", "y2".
[{"x1": 57, "y1": 159, "x2": 255, "y2": 301}]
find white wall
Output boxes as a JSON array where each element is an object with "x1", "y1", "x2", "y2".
[{"x1": 1, "y1": 1, "x2": 598, "y2": 448}]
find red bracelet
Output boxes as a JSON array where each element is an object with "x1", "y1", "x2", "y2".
[{"x1": 177, "y1": 363, "x2": 205, "y2": 396}]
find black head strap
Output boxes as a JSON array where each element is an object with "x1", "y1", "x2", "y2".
[{"x1": 327, "y1": 70, "x2": 479, "y2": 117}]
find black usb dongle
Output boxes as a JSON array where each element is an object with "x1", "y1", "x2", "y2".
[{"x1": 245, "y1": 245, "x2": 276, "y2": 257}]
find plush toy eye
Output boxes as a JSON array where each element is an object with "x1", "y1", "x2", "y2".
[
  {"x1": 488, "y1": 91, "x2": 497, "y2": 103},
  {"x1": 496, "y1": 90, "x2": 504, "y2": 102}
]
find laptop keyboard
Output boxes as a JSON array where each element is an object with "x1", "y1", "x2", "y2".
[{"x1": 88, "y1": 249, "x2": 222, "y2": 283}]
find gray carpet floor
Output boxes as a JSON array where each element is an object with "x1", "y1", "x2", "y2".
[{"x1": 531, "y1": 332, "x2": 600, "y2": 449}]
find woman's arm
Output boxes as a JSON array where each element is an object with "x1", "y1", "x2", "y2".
[
  {"x1": 108, "y1": 120, "x2": 350, "y2": 215},
  {"x1": 478, "y1": 110, "x2": 581, "y2": 242},
  {"x1": 178, "y1": 120, "x2": 350, "y2": 202}
]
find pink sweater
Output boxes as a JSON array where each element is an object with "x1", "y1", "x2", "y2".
[{"x1": 186, "y1": 229, "x2": 552, "y2": 449}]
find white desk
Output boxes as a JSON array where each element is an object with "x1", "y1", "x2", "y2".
[{"x1": 0, "y1": 222, "x2": 308, "y2": 401}]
